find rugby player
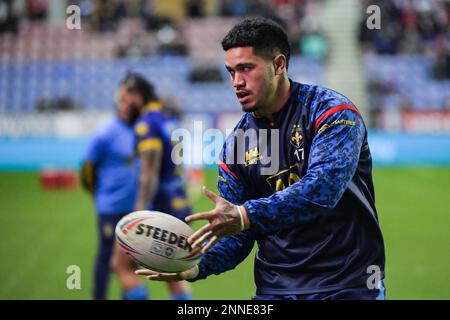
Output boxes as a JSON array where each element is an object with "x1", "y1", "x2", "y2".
[
  {"x1": 136, "y1": 17, "x2": 386, "y2": 300},
  {"x1": 81, "y1": 83, "x2": 144, "y2": 300},
  {"x1": 113, "y1": 73, "x2": 193, "y2": 300}
]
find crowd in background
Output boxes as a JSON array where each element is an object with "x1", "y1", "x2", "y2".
[
  {"x1": 359, "y1": 0, "x2": 450, "y2": 79},
  {"x1": 359, "y1": 0, "x2": 450, "y2": 128},
  {"x1": 0, "y1": 0, "x2": 329, "y2": 58}
]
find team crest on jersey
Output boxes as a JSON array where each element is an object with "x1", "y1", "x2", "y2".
[
  {"x1": 135, "y1": 122, "x2": 149, "y2": 136},
  {"x1": 290, "y1": 124, "x2": 303, "y2": 148},
  {"x1": 245, "y1": 147, "x2": 262, "y2": 166}
]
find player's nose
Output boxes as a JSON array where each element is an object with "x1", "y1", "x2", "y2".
[{"x1": 233, "y1": 73, "x2": 245, "y2": 89}]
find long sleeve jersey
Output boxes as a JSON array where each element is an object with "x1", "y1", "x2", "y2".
[{"x1": 192, "y1": 81, "x2": 385, "y2": 295}]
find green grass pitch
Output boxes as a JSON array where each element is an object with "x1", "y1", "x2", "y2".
[{"x1": 0, "y1": 168, "x2": 449, "y2": 299}]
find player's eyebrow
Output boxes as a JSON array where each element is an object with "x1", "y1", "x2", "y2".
[{"x1": 225, "y1": 63, "x2": 255, "y2": 72}]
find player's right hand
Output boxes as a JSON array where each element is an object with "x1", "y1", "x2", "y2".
[
  {"x1": 185, "y1": 186, "x2": 250, "y2": 253},
  {"x1": 135, "y1": 265, "x2": 199, "y2": 282}
]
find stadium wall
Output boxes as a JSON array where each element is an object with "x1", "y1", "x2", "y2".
[{"x1": 1, "y1": 133, "x2": 450, "y2": 171}]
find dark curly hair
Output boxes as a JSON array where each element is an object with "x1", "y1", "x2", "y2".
[
  {"x1": 221, "y1": 17, "x2": 291, "y2": 69},
  {"x1": 121, "y1": 73, "x2": 158, "y2": 104}
]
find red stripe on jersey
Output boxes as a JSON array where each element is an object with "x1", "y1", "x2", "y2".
[
  {"x1": 218, "y1": 160, "x2": 238, "y2": 180},
  {"x1": 314, "y1": 104, "x2": 360, "y2": 132}
]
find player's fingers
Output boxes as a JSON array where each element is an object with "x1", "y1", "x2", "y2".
[
  {"x1": 135, "y1": 269, "x2": 158, "y2": 276},
  {"x1": 202, "y1": 186, "x2": 220, "y2": 204},
  {"x1": 192, "y1": 230, "x2": 213, "y2": 249},
  {"x1": 187, "y1": 221, "x2": 213, "y2": 243},
  {"x1": 185, "y1": 211, "x2": 214, "y2": 223},
  {"x1": 136, "y1": 269, "x2": 183, "y2": 282},
  {"x1": 147, "y1": 273, "x2": 180, "y2": 282},
  {"x1": 201, "y1": 235, "x2": 220, "y2": 253}
]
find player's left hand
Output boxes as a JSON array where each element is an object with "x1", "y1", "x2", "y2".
[
  {"x1": 185, "y1": 186, "x2": 249, "y2": 253},
  {"x1": 135, "y1": 265, "x2": 199, "y2": 282}
]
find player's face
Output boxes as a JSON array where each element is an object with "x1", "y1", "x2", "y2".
[
  {"x1": 117, "y1": 85, "x2": 139, "y2": 124},
  {"x1": 225, "y1": 46, "x2": 276, "y2": 113}
]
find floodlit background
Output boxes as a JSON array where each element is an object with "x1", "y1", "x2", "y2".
[{"x1": 0, "y1": 0, "x2": 449, "y2": 299}]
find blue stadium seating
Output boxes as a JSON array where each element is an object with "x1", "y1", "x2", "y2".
[
  {"x1": 0, "y1": 56, "x2": 324, "y2": 113},
  {"x1": 364, "y1": 55, "x2": 450, "y2": 110}
]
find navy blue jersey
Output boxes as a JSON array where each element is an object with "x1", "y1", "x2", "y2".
[
  {"x1": 134, "y1": 102, "x2": 190, "y2": 216},
  {"x1": 193, "y1": 81, "x2": 385, "y2": 295},
  {"x1": 134, "y1": 102, "x2": 182, "y2": 182}
]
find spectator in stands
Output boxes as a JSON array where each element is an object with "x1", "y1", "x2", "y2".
[
  {"x1": 0, "y1": 0, "x2": 18, "y2": 33},
  {"x1": 186, "y1": 0, "x2": 205, "y2": 17},
  {"x1": 220, "y1": 0, "x2": 289, "y2": 18},
  {"x1": 359, "y1": 0, "x2": 450, "y2": 55},
  {"x1": 221, "y1": 0, "x2": 248, "y2": 16},
  {"x1": 90, "y1": 0, "x2": 118, "y2": 32},
  {"x1": 78, "y1": 0, "x2": 95, "y2": 20},
  {"x1": 115, "y1": 0, "x2": 128, "y2": 20},
  {"x1": 117, "y1": 32, "x2": 156, "y2": 58},
  {"x1": 26, "y1": 0, "x2": 48, "y2": 21},
  {"x1": 432, "y1": 46, "x2": 450, "y2": 80}
]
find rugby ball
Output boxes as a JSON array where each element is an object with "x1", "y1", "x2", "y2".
[{"x1": 115, "y1": 210, "x2": 202, "y2": 273}]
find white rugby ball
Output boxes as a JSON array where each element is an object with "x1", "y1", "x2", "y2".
[{"x1": 115, "y1": 210, "x2": 202, "y2": 273}]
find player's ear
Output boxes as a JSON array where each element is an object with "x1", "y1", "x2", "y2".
[{"x1": 273, "y1": 54, "x2": 286, "y2": 76}]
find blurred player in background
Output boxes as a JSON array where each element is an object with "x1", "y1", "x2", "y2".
[
  {"x1": 80, "y1": 84, "x2": 145, "y2": 300},
  {"x1": 136, "y1": 17, "x2": 386, "y2": 300},
  {"x1": 111, "y1": 73, "x2": 193, "y2": 300},
  {"x1": 162, "y1": 97, "x2": 206, "y2": 204}
]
